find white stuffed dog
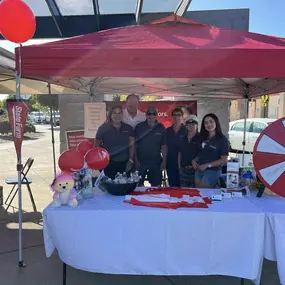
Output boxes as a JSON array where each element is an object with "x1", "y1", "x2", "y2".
[{"x1": 50, "y1": 173, "x2": 78, "y2": 207}]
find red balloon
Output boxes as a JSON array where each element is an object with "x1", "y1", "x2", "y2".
[
  {"x1": 0, "y1": 0, "x2": 36, "y2": 44},
  {"x1": 58, "y1": 149, "x2": 85, "y2": 174},
  {"x1": 85, "y1": 147, "x2": 110, "y2": 170},
  {"x1": 77, "y1": 140, "x2": 93, "y2": 156}
]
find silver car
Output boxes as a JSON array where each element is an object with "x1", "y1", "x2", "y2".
[{"x1": 229, "y1": 118, "x2": 276, "y2": 153}]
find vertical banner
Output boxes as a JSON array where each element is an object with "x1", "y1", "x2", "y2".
[
  {"x1": 84, "y1": 103, "x2": 106, "y2": 138},
  {"x1": 6, "y1": 99, "x2": 28, "y2": 158}
]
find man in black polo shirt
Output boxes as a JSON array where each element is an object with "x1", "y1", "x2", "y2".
[
  {"x1": 166, "y1": 107, "x2": 186, "y2": 187},
  {"x1": 178, "y1": 115, "x2": 201, "y2": 187},
  {"x1": 134, "y1": 106, "x2": 167, "y2": 186}
]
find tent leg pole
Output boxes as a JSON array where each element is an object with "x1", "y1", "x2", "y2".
[
  {"x1": 48, "y1": 84, "x2": 57, "y2": 178},
  {"x1": 242, "y1": 98, "x2": 248, "y2": 167},
  {"x1": 16, "y1": 75, "x2": 26, "y2": 268}
]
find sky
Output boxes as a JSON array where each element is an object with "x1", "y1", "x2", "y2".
[{"x1": 1, "y1": 0, "x2": 285, "y2": 53}]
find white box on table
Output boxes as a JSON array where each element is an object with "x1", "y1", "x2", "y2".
[{"x1": 226, "y1": 161, "x2": 239, "y2": 189}]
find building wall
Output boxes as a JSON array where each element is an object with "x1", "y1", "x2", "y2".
[
  {"x1": 185, "y1": 8, "x2": 249, "y2": 31},
  {"x1": 174, "y1": 97, "x2": 231, "y2": 137},
  {"x1": 59, "y1": 94, "x2": 104, "y2": 153},
  {"x1": 230, "y1": 93, "x2": 285, "y2": 121}
]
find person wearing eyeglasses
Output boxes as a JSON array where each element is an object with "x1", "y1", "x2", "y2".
[
  {"x1": 95, "y1": 105, "x2": 134, "y2": 179},
  {"x1": 178, "y1": 115, "x2": 201, "y2": 188},
  {"x1": 134, "y1": 106, "x2": 167, "y2": 186},
  {"x1": 165, "y1": 108, "x2": 186, "y2": 187}
]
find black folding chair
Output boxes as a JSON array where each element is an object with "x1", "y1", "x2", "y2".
[{"x1": 4, "y1": 157, "x2": 37, "y2": 212}]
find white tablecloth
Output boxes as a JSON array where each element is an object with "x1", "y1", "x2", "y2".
[
  {"x1": 43, "y1": 188, "x2": 265, "y2": 283},
  {"x1": 248, "y1": 193, "x2": 285, "y2": 284}
]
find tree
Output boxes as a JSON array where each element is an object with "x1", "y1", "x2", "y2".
[
  {"x1": 112, "y1": 94, "x2": 127, "y2": 101},
  {"x1": 141, "y1": 95, "x2": 158, "y2": 101},
  {"x1": 112, "y1": 94, "x2": 121, "y2": 101},
  {"x1": 36, "y1": 94, "x2": 59, "y2": 126},
  {"x1": 36, "y1": 94, "x2": 59, "y2": 111}
]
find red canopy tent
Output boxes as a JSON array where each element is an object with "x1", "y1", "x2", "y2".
[
  {"x1": 13, "y1": 15, "x2": 285, "y2": 267},
  {"x1": 15, "y1": 15, "x2": 285, "y2": 99}
]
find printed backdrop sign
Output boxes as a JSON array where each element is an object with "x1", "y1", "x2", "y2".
[
  {"x1": 106, "y1": 101, "x2": 197, "y2": 128},
  {"x1": 65, "y1": 130, "x2": 95, "y2": 150},
  {"x1": 84, "y1": 103, "x2": 106, "y2": 138},
  {"x1": 6, "y1": 99, "x2": 28, "y2": 158}
]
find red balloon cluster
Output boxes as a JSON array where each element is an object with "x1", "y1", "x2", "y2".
[
  {"x1": 58, "y1": 143, "x2": 110, "y2": 174},
  {"x1": 0, "y1": 0, "x2": 36, "y2": 44},
  {"x1": 77, "y1": 140, "x2": 93, "y2": 156},
  {"x1": 85, "y1": 147, "x2": 110, "y2": 170},
  {"x1": 58, "y1": 149, "x2": 85, "y2": 175}
]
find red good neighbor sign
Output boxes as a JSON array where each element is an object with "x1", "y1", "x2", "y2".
[
  {"x1": 65, "y1": 130, "x2": 95, "y2": 150},
  {"x1": 6, "y1": 99, "x2": 28, "y2": 158},
  {"x1": 106, "y1": 101, "x2": 197, "y2": 128}
]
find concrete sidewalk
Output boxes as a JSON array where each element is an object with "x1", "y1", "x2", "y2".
[{"x1": 0, "y1": 125, "x2": 282, "y2": 285}]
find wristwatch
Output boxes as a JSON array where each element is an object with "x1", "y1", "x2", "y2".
[
  {"x1": 207, "y1": 164, "x2": 212, "y2": 169},
  {"x1": 129, "y1": 159, "x2": 134, "y2": 164}
]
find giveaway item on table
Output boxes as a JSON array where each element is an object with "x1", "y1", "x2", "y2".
[
  {"x1": 226, "y1": 160, "x2": 239, "y2": 189},
  {"x1": 221, "y1": 186, "x2": 250, "y2": 197},
  {"x1": 95, "y1": 171, "x2": 141, "y2": 196},
  {"x1": 125, "y1": 187, "x2": 211, "y2": 209},
  {"x1": 50, "y1": 173, "x2": 78, "y2": 207},
  {"x1": 73, "y1": 164, "x2": 94, "y2": 200}
]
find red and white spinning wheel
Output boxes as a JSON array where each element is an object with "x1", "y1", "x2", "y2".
[{"x1": 253, "y1": 117, "x2": 285, "y2": 197}]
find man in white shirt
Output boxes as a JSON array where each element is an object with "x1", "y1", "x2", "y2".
[{"x1": 123, "y1": 94, "x2": 146, "y2": 128}]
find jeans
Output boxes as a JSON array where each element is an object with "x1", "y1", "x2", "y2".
[
  {"x1": 138, "y1": 163, "x2": 162, "y2": 187},
  {"x1": 195, "y1": 169, "x2": 222, "y2": 188}
]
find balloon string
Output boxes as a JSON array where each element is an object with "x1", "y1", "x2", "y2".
[{"x1": 19, "y1": 44, "x2": 22, "y2": 78}]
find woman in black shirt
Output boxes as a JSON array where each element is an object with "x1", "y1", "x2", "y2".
[
  {"x1": 96, "y1": 105, "x2": 134, "y2": 178},
  {"x1": 192, "y1": 113, "x2": 229, "y2": 188}
]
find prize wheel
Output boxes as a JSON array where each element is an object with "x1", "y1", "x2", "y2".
[{"x1": 253, "y1": 117, "x2": 285, "y2": 197}]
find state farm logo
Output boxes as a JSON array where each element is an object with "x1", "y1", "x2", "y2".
[
  {"x1": 12, "y1": 105, "x2": 23, "y2": 139},
  {"x1": 157, "y1": 112, "x2": 168, "y2": 117}
]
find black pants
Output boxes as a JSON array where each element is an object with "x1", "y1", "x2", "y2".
[
  {"x1": 138, "y1": 163, "x2": 162, "y2": 187},
  {"x1": 104, "y1": 160, "x2": 128, "y2": 179},
  {"x1": 166, "y1": 166, "x2": 180, "y2": 187}
]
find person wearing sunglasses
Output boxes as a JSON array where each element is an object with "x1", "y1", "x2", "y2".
[
  {"x1": 95, "y1": 105, "x2": 134, "y2": 179},
  {"x1": 165, "y1": 108, "x2": 186, "y2": 187},
  {"x1": 134, "y1": 106, "x2": 167, "y2": 186},
  {"x1": 178, "y1": 115, "x2": 201, "y2": 188}
]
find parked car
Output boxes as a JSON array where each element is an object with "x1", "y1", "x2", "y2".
[
  {"x1": 54, "y1": 115, "x2": 60, "y2": 126},
  {"x1": 229, "y1": 118, "x2": 276, "y2": 153},
  {"x1": 28, "y1": 111, "x2": 46, "y2": 124},
  {"x1": 44, "y1": 113, "x2": 60, "y2": 126}
]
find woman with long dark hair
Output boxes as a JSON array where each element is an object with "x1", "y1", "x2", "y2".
[
  {"x1": 95, "y1": 105, "x2": 134, "y2": 178},
  {"x1": 192, "y1": 113, "x2": 229, "y2": 188}
]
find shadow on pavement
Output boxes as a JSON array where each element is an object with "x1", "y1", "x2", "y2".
[{"x1": 0, "y1": 208, "x2": 43, "y2": 255}]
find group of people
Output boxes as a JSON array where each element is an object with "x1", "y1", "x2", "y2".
[{"x1": 96, "y1": 94, "x2": 229, "y2": 188}]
